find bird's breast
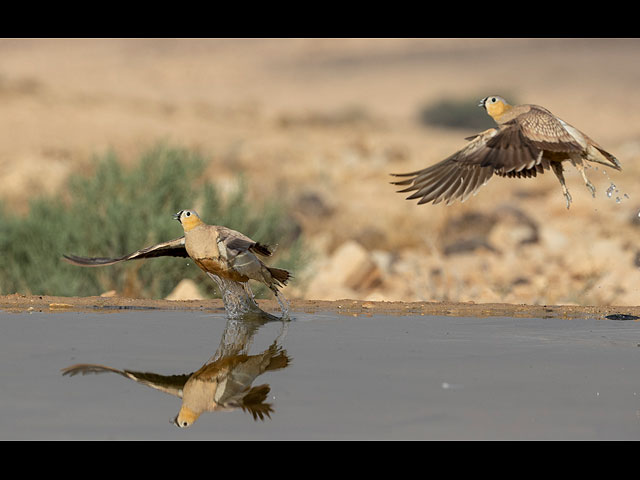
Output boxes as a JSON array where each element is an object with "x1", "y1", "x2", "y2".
[{"x1": 184, "y1": 227, "x2": 221, "y2": 260}]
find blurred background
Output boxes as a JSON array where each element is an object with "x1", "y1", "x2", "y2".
[{"x1": 0, "y1": 38, "x2": 639, "y2": 305}]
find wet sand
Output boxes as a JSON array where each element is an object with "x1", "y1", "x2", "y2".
[{"x1": 2, "y1": 293, "x2": 639, "y2": 320}]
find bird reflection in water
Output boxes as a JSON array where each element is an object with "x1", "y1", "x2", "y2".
[{"x1": 61, "y1": 311, "x2": 291, "y2": 428}]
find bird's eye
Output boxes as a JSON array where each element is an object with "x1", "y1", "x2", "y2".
[
  {"x1": 185, "y1": 212, "x2": 191, "y2": 217},
  {"x1": 491, "y1": 97, "x2": 497, "y2": 103},
  {"x1": 182, "y1": 421, "x2": 188, "y2": 427}
]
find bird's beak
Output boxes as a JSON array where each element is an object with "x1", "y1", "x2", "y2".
[
  {"x1": 478, "y1": 97, "x2": 487, "y2": 109},
  {"x1": 172, "y1": 211, "x2": 182, "y2": 223}
]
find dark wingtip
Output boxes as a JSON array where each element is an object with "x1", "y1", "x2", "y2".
[{"x1": 61, "y1": 254, "x2": 83, "y2": 265}]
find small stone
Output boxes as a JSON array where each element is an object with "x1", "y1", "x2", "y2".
[{"x1": 165, "y1": 279, "x2": 205, "y2": 301}]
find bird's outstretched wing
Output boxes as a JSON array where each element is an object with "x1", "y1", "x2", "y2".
[
  {"x1": 62, "y1": 236, "x2": 188, "y2": 267},
  {"x1": 391, "y1": 129, "x2": 500, "y2": 205},
  {"x1": 61, "y1": 363, "x2": 192, "y2": 398},
  {"x1": 390, "y1": 119, "x2": 571, "y2": 206}
]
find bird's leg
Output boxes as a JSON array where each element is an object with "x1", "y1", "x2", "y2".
[
  {"x1": 571, "y1": 157, "x2": 596, "y2": 198},
  {"x1": 551, "y1": 162, "x2": 572, "y2": 209}
]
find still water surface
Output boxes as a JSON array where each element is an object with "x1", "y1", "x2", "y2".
[{"x1": 2, "y1": 308, "x2": 640, "y2": 439}]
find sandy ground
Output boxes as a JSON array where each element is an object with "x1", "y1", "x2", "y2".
[{"x1": 1, "y1": 38, "x2": 640, "y2": 306}]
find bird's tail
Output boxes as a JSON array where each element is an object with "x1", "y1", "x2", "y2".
[
  {"x1": 584, "y1": 134, "x2": 622, "y2": 171},
  {"x1": 592, "y1": 145, "x2": 622, "y2": 170},
  {"x1": 268, "y1": 266, "x2": 292, "y2": 287}
]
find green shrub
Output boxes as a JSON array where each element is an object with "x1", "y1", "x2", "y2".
[{"x1": 0, "y1": 144, "x2": 306, "y2": 299}]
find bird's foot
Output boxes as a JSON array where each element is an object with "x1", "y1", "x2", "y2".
[{"x1": 564, "y1": 191, "x2": 573, "y2": 209}]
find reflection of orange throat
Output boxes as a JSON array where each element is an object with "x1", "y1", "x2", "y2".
[
  {"x1": 177, "y1": 406, "x2": 201, "y2": 425},
  {"x1": 181, "y1": 216, "x2": 203, "y2": 233}
]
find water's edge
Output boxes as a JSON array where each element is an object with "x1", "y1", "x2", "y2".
[{"x1": 1, "y1": 293, "x2": 639, "y2": 320}]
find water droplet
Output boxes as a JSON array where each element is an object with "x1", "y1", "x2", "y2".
[
  {"x1": 616, "y1": 197, "x2": 621, "y2": 204},
  {"x1": 606, "y1": 183, "x2": 616, "y2": 198}
]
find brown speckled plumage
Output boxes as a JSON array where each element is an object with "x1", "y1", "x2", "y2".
[{"x1": 392, "y1": 95, "x2": 621, "y2": 209}]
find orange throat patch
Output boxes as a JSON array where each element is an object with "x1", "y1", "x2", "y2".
[
  {"x1": 180, "y1": 216, "x2": 204, "y2": 232},
  {"x1": 486, "y1": 102, "x2": 513, "y2": 123}
]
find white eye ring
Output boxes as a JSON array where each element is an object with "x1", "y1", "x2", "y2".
[
  {"x1": 186, "y1": 212, "x2": 191, "y2": 217},
  {"x1": 491, "y1": 97, "x2": 497, "y2": 103}
]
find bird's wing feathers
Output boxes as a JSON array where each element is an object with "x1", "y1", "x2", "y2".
[
  {"x1": 514, "y1": 107, "x2": 585, "y2": 152},
  {"x1": 217, "y1": 227, "x2": 274, "y2": 258},
  {"x1": 481, "y1": 123, "x2": 546, "y2": 173},
  {"x1": 391, "y1": 129, "x2": 498, "y2": 205},
  {"x1": 62, "y1": 236, "x2": 188, "y2": 267}
]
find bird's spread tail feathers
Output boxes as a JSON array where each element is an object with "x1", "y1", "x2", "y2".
[
  {"x1": 268, "y1": 267, "x2": 291, "y2": 287},
  {"x1": 592, "y1": 145, "x2": 622, "y2": 171}
]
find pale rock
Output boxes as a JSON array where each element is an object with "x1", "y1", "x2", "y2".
[
  {"x1": 540, "y1": 226, "x2": 569, "y2": 251},
  {"x1": 305, "y1": 240, "x2": 383, "y2": 300},
  {"x1": 165, "y1": 279, "x2": 205, "y2": 301},
  {"x1": 370, "y1": 249, "x2": 394, "y2": 274}
]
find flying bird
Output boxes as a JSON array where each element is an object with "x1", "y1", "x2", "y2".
[
  {"x1": 63, "y1": 209, "x2": 291, "y2": 302},
  {"x1": 392, "y1": 95, "x2": 621, "y2": 209}
]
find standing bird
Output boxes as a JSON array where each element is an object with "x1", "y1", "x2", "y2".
[
  {"x1": 392, "y1": 95, "x2": 622, "y2": 209},
  {"x1": 63, "y1": 210, "x2": 292, "y2": 311},
  {"x1": 172, "y1": 209, "x2": 291, "y2": 297}
]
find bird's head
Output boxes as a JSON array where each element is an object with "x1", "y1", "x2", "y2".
[
  {"x1": 172, "y1": 406, "x2": 201, "y2": 429},
  {"x1": 479, "y1": 95, "x2": 512, "y2": 121},
  {"x1": 173, "y1": 209, "x2": 203, "y2": 232}
]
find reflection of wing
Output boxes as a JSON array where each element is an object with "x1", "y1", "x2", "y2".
[
  {"x1": 61, "y1": 363, "x2": 192, "y2": 398},
  {"x1": 62, "y1": 236, "x2": 188, "y2": 267}
]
